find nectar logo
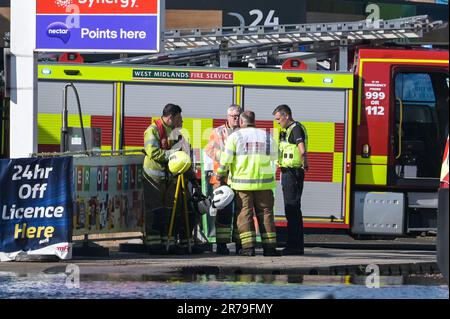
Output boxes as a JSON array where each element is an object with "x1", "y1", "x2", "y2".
[{"x1": 47, "y1": 22, "x2": 71, "y2": 43}]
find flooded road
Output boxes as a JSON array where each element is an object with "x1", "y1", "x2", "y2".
[{"x1": 0, "y1": 272, "x2": 447, "y2": 299}]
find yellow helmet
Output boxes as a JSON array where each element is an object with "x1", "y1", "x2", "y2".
[{"x1": 168, "y1": 151, "x2": 191, "y2": 175}]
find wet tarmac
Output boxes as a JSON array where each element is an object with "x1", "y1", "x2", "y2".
[
  {"x1": 0, "y1": 271, "x2": 447, "y2": 299},
  {"x1": 0, "y1": 235, "x2": 446, "y2": 299},
  {"x1": 0, "y1": 246, "x2": 440, "y2": 277}
]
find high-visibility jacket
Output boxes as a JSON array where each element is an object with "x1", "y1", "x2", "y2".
[
  {"x1": 143, "y1": 119, "x2": 178, "y2": 181},
  {"x1": 205, "y1": 122, "x2": 237, "y2": 185},
  {"x1": 277, "y1": 121, "x2": 308, "y2": 168},
  {"x1": 217, "y1": 127, "x2": 277, "y2": 191}
]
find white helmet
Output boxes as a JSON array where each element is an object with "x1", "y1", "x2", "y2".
[{"x1": 211, "y1": 185, "x2": 235, "y2": 210}]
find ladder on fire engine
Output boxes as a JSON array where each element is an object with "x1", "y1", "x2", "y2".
[{"x1": 105, "y1": 15, "x2": 446, "y2": 71}]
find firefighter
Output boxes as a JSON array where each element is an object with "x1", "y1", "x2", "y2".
[
  {"x1": 205, "y1": 105, "x2": 241, "y2": 255},
  {"x1": 217, "y1": 111, "x2": 281, "y2": 257},
  {"x1": 143, "y1": 103, "x2": 202, "y2": 254},
  {"x1": 273, "y1": 104, "x2": 308, "y2": 256}
]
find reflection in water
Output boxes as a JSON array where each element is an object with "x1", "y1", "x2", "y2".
[{"x1": 0, "y1": 272, "x2": 447, "y2": 299}]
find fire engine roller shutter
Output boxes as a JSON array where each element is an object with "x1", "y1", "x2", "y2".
[
  {"x1": 124, "y1": 83, "x2": 232, "y2": 118},
  {"x1": 123, "y1": 83, "x2": 233, "y2": 147},
  {"x1": 245, "y1": 87, "x2": 347, "y2": 220},
  {"x1": 38, "y1": 81, "x2": 114, "y2": 115},
  {"x1": 37, "y1": 81, "x2": 114, "y2": 151}
]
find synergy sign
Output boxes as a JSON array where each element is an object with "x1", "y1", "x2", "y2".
[{"x1": 36, "y1": 0, "x2": 162, "y2": 52}]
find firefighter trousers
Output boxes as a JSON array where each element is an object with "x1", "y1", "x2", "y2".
[
  {"x1": 215, "y1": 199, "x2": 240, "y2": 245},
  {"x1": 281, "y1": 167, "x2": 305, "y2": 250},
  {"x1": 143, "y1": 173, "x2": 194, "y2": 251},
  {"x1": 235, "y1": 190, "x2": 277, "y2": 250}
]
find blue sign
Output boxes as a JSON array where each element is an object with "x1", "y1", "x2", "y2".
[
  {"x1": 35, "y1": 0, "x2": 161, "y2": 53},
  {"x1": 36, "y1": 15, "x2": 159, "y2": 52},
  {"x1": 0, "y1": 157, "x2": 73, "y2": 262}
]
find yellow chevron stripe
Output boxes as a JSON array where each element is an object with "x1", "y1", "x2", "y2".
[
  {"x1": 333, "y1": 152, "x2": 344, "y2": 183},
  {"x1": 114, "y1": 82, "x2": 122, "y2": 150},
  {"x1": 123, "y1": 146, "x2": 143, "y2": 154},
  {"x1": 355, "y1": 164, "x2": 387, "y2": 185},
  {"x1": 303, "y1": 122, "x2": 335, "y2": 152},
  {"x1": 345, "y1": 90, "x2": 353, "y2": 226},
  {"x1": 356, "y1": 155, "x2": 388, "y2": 165},
  {"x1": 179, "y1": 118, "x2": 213, "y2": 149},
  {"x1": 38, "y1": 114, "x2": 91, "y2": 145},
  {"x1": 235, "y1": 86, "x2": 243, "y2": 106},
  {"x1": 275, "y1": 216, "x2": 345, "y2": 223}
]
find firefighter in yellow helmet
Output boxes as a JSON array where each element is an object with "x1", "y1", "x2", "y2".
[
  {"x1": 217, "y1": 111, "x2": 281, "y2": 256},
  {"x1": 143, "y1": 103, "x2": 202, "y2": 254},
  {"x1": 273, "y1": 104, "x2": 308, "y2": 256}
]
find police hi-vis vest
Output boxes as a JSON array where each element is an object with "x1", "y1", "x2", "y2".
[
  {"x1": 278, "y1": 122, "x2": 308, "y2": 168},
  {"x1": 217, "y1": 127, "x2": 277, "y2": 191}
]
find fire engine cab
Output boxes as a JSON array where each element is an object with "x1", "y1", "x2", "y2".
[{"x1": 352, "y1": 48, "x2": 448, "y2": 236}]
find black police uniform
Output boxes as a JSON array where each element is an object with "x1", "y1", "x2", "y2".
[{"x1": 280, "y1": 122, "x2": 306, "y2": 254}]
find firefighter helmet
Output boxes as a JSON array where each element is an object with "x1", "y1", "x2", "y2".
[
  {"x1": 168, "y1": 151, "x2": 191, "y2": 175},
  {"x1": 211, "y1": 185, "x2": 235, "y2": 209}
]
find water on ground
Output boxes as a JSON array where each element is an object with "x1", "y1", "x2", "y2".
[{"x1": 0, "y1": 271, "x2": 447, "y2": 299}]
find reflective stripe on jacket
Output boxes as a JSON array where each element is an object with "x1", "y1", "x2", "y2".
[
  {"x1": 205, "y1": 123, "x2": 236, "y2": 185},
  {"x1": 278, "y1": 122, "x2": 308, "y2": 168},
  {"x1": 143, "y1": 119, "x2": 175, "y2": 180},
  {"x1": 217, "y1": 127, "x2": 277, "y2": 191}
]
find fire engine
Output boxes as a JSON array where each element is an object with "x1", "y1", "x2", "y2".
[{"x1": 34, "y1": 15, "x2": 448, "y2": 238}]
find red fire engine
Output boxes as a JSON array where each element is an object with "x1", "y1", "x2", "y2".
[
  {"x1": 34, "y1": 16, "x2": 448, "y2": 238},
  {"x1": 351, "y1": 48, "x2": 448, "y2": 236}
]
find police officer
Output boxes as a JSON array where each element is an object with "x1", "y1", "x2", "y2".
[
  {"x1": 217, "y1": 111, "x2": 280, "y2": 257},
  {"x1": 273, "y1": 104, "x2": 308, "y2": 256},
  {"x1": 143, "y1": 103, "x2": 201, "y2": 254}
]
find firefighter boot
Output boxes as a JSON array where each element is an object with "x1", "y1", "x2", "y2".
[
  {"x1": 282, "y1": 247, "x2": 304, "y2": 256},
  {"x1": 168, "y1": 245, "x2": 188, "y2": 255},
  {"x1": 239, "y1": 247, "x2": 256, "y2": 256},
  {"x1": 216, "y1": 243, "x2": 230, "y2": 255},
  {"x1": 263, "y1": 247, "x2": 282, "y2": 257},
  {"x1": 147, "y1": 246, "x2": 169, "y2": 255},
  {"x1": 234, "y1": 242, "x2": 242, "y2": 255}
]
